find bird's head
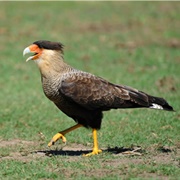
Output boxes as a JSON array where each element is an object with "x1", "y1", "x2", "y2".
[{"x1": 23, "y1": 40, "x2": 64, "y2": 62}]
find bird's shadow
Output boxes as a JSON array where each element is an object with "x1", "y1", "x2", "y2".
[{"x1": 33, "y1": 146, "x2": 143, "y2": 157}]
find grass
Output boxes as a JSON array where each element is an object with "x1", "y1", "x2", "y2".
[{"x1": 0, "y1": 1, "x2": 180, "y2": 179}]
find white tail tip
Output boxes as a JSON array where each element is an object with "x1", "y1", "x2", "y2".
[{"x1": 149, "y1": 103, "x2": 163, "y2": 110}]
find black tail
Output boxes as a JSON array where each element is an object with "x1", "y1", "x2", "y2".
[
  {"x1": 148, "y1": 95, "x2": 174, "y2": 111},
  {"x1": 121, "y1": 85, "x2": 174, "y2": 111}
]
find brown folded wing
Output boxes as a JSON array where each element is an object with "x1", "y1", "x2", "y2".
[{"x1": 60, "y1": 72, "x2": 148, "y2": 111}]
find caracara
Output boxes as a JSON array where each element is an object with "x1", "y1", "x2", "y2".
[{"x1": 23, "y1": 40, "x2": 174, "y2": 156}]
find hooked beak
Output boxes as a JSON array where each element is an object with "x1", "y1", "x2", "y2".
[{"x1": 23, "y1": 44, "x2": 41, "y2": 62}]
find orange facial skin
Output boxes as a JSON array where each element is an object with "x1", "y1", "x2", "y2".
[{"x1": 28, "y1": 44, "x2": 42, "y2": 60}]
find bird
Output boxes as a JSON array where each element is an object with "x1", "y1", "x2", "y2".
[{"x1": 23, "y1": 40, "x2": 174, "y2": 156}]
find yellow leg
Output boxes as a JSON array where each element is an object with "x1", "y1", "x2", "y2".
[
  {"x1": 84, "y1": 129, "x2": 102, "y2": 156},
  {"x1": 48, "y1": 124, "x2": 83, "y2": 147}
]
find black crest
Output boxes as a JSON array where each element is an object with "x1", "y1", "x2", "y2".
[{"x1": 33, "y1": 40, "x2": 64, "y2": 51}]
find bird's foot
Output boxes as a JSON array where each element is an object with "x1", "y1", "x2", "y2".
[
  {"x1": 48, "y1": 133, "x2": 66, "y2": 147},
  {"x1": 83, "y1": 148, "x2": 102, "y2": 157}
]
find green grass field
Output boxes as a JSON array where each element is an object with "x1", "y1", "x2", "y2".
[{"x1": 0, "y1": 2, "x2": 180, "y2": 179}]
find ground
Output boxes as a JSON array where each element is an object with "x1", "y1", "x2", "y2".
[{"x1": 0, "y1": 138, "x2": 179, "y2": 179}]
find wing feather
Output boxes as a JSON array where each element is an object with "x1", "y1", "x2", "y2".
[{"x1": 60, "y1": 72, "x2": 129, "y2": 110}]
